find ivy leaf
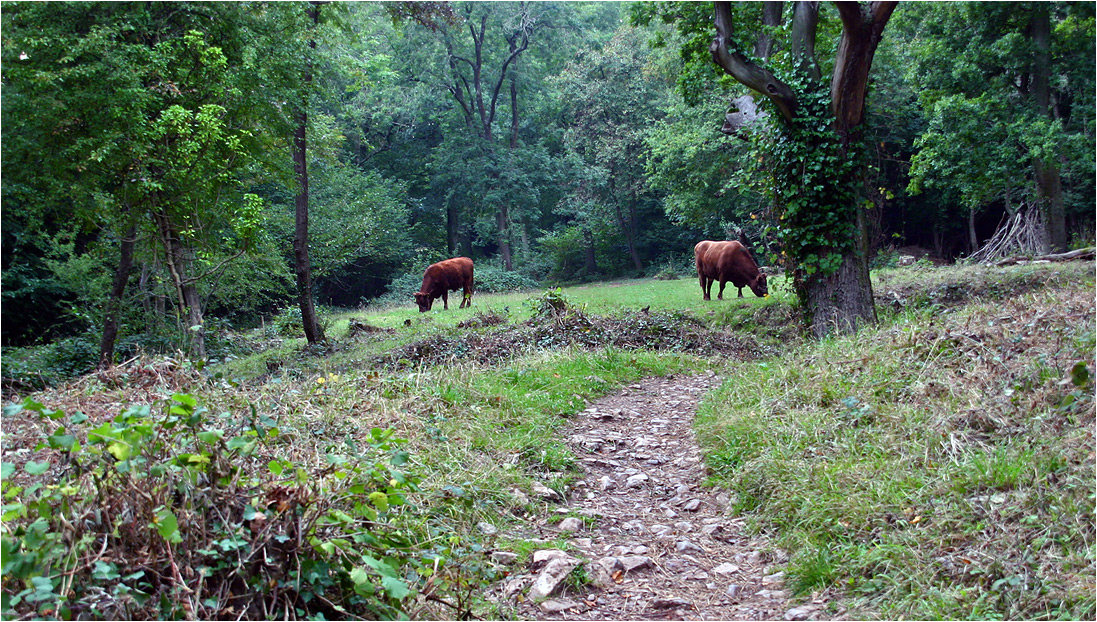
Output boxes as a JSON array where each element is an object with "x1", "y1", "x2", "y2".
[{"x1": 197, "y1": 430, "x2": 224, "y2": 444}]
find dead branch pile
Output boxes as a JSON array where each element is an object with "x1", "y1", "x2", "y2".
[{"x1": 968, "y1": 204, "x2": 1046, "y2": 264}]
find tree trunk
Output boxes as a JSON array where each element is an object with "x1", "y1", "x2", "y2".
[
  {"x1": 968, "y1": 206, "x2": 978, "y2": 254},
  {"x1": 294, "y1": 3, "x2": 324, "y2": 345},
  {"x1": 497, "y1": 204, "x2": 512, "y2": 270},
  {"x1": 447, "y1": 202, "x2": 459, "y2": 255},
  {"x1": 583, "y1": 227, "x2": 598, "y2": 274},
  {"x1": 99, "y1": 225, "x2": 137, "y2": 368},
  {"x1": 1030, "y1": 2, "x2": 1066, "y2": 252},
  {"x1": 802, "y1": 243, "x2": 876, "y2": 339},
  {"x1": 154, "y1": 211, "x2": 205, "y2": 359}
]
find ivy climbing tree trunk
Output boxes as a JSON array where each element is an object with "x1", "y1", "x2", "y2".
[
  {"x1": 709, "y1": 0, "x2": 894, "y2": 338},
  {"x1": 294, "y1": 2, "x2": 325, "y2": 345}
]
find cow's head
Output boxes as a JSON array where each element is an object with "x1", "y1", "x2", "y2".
[
  {"x1": 749, "y1": 272, "x2": 769, "y2": 298},
  {"x1": 414, "y1": 291, "x2": 432, "y2": 312}
]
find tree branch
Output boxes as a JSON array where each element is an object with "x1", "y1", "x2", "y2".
[
  {"x1": 488, "y1": 29, "x2": 530, "y2": 130},
  {"x1": 830, "y1": 0, "x2": 898, "y2": 133},
  {"x1": 710, "y1": 1, "x2": 798, "y2": 122},
  {"x1": 754, "y1": 1, "x2": 783, "y2": 60},
  {"x1": 790, "y1": 1, "x2": 821, "y2": 80}
]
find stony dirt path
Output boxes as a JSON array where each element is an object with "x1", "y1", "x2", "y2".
[{"x1": 496, "y1": 372, "x2": 827, "y2": 621}]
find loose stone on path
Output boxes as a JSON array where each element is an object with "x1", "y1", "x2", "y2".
[{"x1": 495, "y1": 371, "x2": 813, "y2": 621}]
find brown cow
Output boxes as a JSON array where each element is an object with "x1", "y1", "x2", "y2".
[
  {"x1": 414, "y1": 257, "x2": 474, "y2": 312},
  {"x1": 694, "y1": 240, "x2": 768, "y2": 300}
]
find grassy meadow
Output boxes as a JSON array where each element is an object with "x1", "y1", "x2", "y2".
[{"x1": 2, "y1": 262, "x2": 1093, "y2": 620}]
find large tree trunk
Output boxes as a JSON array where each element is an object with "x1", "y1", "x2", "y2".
[
  {"x1": 99, "y1": 224, "x2": 137, "y2": 368},
  {"x1": 803, "y1": 245, "x2": 876, "y2": 339},
  {"x1": 294, "y1": 3, "x2": 324, "y2": 345},
  {"x1": 1030, "y1": 2, "x2": 1066, "y2": 252}
]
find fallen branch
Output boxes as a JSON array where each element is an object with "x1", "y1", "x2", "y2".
[{"x1": 994, "y1": 247, "x2": 1095, "y2": 266}]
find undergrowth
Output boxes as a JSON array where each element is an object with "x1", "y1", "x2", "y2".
[
  {"x1": 0, "y1": 395, "x2": 497, "y2": 620},
  {"x1": 697, "y1": 272, "x2": 1096, "y2": 620}
]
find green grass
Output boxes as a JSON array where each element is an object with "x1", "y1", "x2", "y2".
[
  {"x1": 9, "y1": 260, "x2": 1093, "y2": 620},
  {"x1": 696, "y1": 273, "x2": 1096, "y2": 620},
  {"x1": 341, "y1": 273, "x2": 793, "y2": 331}
]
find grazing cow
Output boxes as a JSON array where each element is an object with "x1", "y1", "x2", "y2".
[
  {"x1": 414, "y1": 257, "x2": 474, "y2": 312},
  {"x1": 694, "y1": 240, "x2": 768, "y2": 300}
]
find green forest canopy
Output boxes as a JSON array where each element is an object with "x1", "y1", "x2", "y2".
[{"x1": 2, "y1": 1, "x2": 1093, "y2": 356}]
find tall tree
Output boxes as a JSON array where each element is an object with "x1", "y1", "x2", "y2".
[
  {"x1": 434, "y1": 2, "x2": 544, "y2": 269},
  {"x1": 896, "y1": 2, "x2": 1094, "y2": 254},
  {"x1": 2, "y1": 2, "x2": 293, "y2": 360},
  {"x1": 294, "y1": 2, "x2": 325, "y2": 345},
  {"x1": 555, "y1": 27, "x2": 669, "y2": 273},
  {"x1": 637, "y1": 1, "x2": 896, "y2": 337}
]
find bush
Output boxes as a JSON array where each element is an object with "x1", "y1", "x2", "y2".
[
  {"x1": 1, "y1": 334, "x2": 100, "y2": 393},
  {"x1": 473, "y1": 264, "x2": 539, "y2": 293},
  {"x1": 648, "y1": 253, "x2": 695, "y2": 280},
  {"x1": 268, "y1": 305, "x2": 331, "y2": 339},
  {"x1": 0, "y1": 395, "x2": 498, "y2": 620},
  {"x1": 370, "y1": 264, "x2": 539, "y2": 309}
]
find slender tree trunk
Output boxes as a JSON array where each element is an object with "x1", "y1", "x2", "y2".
[
  {"x1": 99, "y1": 224, "x2": 137, "y2": 368},
  {"x1": 154, "y1": 211, "x2": 205, "y2": 359},
  {"x1": 968, "y1": 206, "x2": 979, "y2": 254},
  {"x1": 294, "y1": 3, "x2": 324, "y2": 344},
  {"x1": 583, "y1": 227, "x2": 598, "y2": 274},
  {"x1": 1030, "y1": 3, "x2": 1066, "y2": 252},
  {"x1": 447, "y1": 203, "x2": 459, "y2": 255},
  {"x1": 496, "y1": 204, "x2": 512, "y2": 270}
]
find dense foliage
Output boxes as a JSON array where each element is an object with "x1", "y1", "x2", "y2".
[{"x1": 2, "y1": 1, "x2": 1093, "y2": 358}]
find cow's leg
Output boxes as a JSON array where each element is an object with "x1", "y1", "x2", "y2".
[
  {"x1": 717, "y1": 280, "x2": 726, "y2": 300},
  {"x1": 737, "y1": 286, "x2": 744, "y2": 298},
  {"x1": 700, "y1": 273, "x2": 710, "y2": 300},
  {"x1": 442, "y1": 291, "x2": 449, "y2": 309},
  {"x1": 461, "y1": 286, "x2": 472, "y2": 308}
]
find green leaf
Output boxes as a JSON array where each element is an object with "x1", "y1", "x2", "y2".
[
  {"x1": 369, "y1": 491, "x2": 390, "y2": 512},
  {"x1": 153, "y1": 508, "x2": 182, "y2": 544},
  {"x1": 1, "y1": 462, "x2": 15, "y2": 479},
  {"x1": 1071, "y1": 361, "x2": 1090, "y2": 387},
  {"x1": 362, "y1": 554, "x2": 398, "y2": 578},
  {"x1": 107, "y1": 441, "x2": 132, "y2": 461},
  {"x1": 197, "y1": 430, "x2": 224, "y2": 444},
  {"x1": 47, "y1": 428, "x2": 77, "y2": 452},
  {"x1": 226, "y1": 436, "x2": 255, "y2": 453},
  {"x1": 24, "y1": 461, "x2": 50, "y2": 475},
  {"x1": 381, "y1": 576, "x2": 412, "y2": 600}
]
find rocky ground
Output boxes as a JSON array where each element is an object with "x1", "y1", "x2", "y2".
[{"x1": 493, "y1": 373, "x2": 830, "y2": 621}]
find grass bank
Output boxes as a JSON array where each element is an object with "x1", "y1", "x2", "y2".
[{"x1": 697, "y1": 262, "x2": 1096, "y2": 620}]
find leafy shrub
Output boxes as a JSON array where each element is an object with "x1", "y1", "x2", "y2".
[
  {"x1": 647, "y1": 253, "x2": 695, "y2": 281},
  {"x1": 1, "y1": 334, "x2": 100, "y2": 392},
  {"x1": 1, "y1": 396, "x2": 497, "y2": 620},
  {"x1": 268, "y1": 305, "x2": 331, "y2": 339},
  {"x1": 474, "y1": 265, "x2": 538, "y2": 293},
  {"x1": 370, "y1": 265, "x2": 539, "y2": 309}
]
